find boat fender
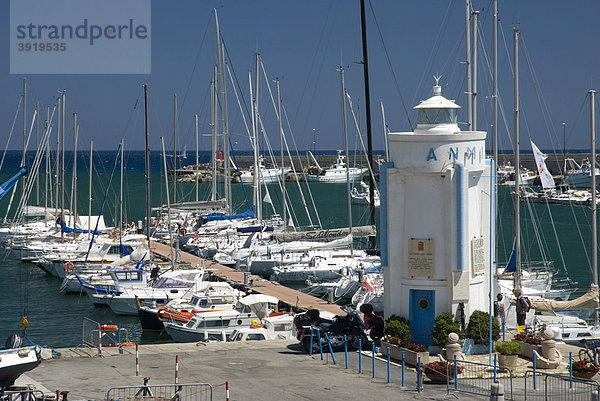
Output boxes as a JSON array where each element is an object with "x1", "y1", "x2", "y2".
[{"x1": 64, "y1": 261, "x2": 75, "y2": 274}]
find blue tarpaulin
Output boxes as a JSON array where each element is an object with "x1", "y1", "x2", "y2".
[
  {"x1": 202, "y1": 206, "x2": 255, "y2": 222},
  {"x1": 0, "y1": 167, "x2": 27, "y2": 201},
  {"x1": 60, "y1": 220, "x2": 103, "y2": 235},
  {"x1": 504, "y1": 239, "x2": 517, "y2": 273}
]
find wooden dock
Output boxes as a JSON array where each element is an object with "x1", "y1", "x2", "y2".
[{"x1": 150, "y1": 241, "x2": 344, "y2": 315}]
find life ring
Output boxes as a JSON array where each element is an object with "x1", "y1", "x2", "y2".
[
  {"x1": 64, "y1": 261, "x2": 75, "y2": 274},
  {"x1": 193, "y1": 234, "x2": 199, "y2": 241},
  {"x1": 100, "y1": 324, "x2": 119, "y2": 331},
  {"x1": 179, "y1": 227, "x2": 187, "y2": 236}
]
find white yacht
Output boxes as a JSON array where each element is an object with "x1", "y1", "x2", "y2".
[
  {"x1": 304, "y1": 150, "x2": 367, "y2": 183},
  {"x1": 564, "y1": 158, "x2": 600, "y2": 189}
]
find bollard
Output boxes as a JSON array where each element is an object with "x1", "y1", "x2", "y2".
[
  {"x1": 118, "y1": 324, "x2": 123, "y2": 354},
  {"x1": 417, "y1": 356, "x2": 422, "y2": 393},
  {"x1": 533, "y1": 352, "x2": 537, "y2": 390},
  {"x1": 324, "y1": 332, "x2": 336, "y2": 364},
  {"x1": 401, "y1": 351, "x2": 405, "y2": 387},
  {"x1": 225, "y1": 381, "x2": 229, "y2": 401},
  {"x1": 309, "y1": 326, "x2": 314, "y2": 356},
  {"x1": 135, "y1": 343, "x2": 139, "y2": 376},
  {"x1": 344, "y1": 335, "x2": 348, "y2": 369},
  {"x1": 494, "y1": 353, "x2": 497, "y2": 382},
  {"x1": 569, "y1": 351, "x2": 573, "y2": 389},
  {"x1": 175, "y1": 355, "x2": 179, "y2": 384},
  {"x1": 318, "y1": 329, "x2": 323, "y2": 360},
  {"x1": 490, "y1": 382, "x2": 505, "y2": 401},
  {"x1": 387, "y1": 347, "x2": 390, "y2": 383},
  {"x1": 372, "y1": 341, "x2": 375, "y2": 378},
  {"x1": 359, "y1": 339, "x2": 362, "y2": 374}
]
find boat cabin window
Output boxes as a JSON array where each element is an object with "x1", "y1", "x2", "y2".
[
  {"x1": 247, "y1": 333, "x2": 266, "y2": 341},
  {"x1": 417, "y1": 108, "x2": 457, "y2": 125},
  {"x1": 115, "y1": 271, "x2": 142, "y2": 281}
]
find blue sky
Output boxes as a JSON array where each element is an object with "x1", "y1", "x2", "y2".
[{"x1": 2, "y1": 0, "x2": 599, "y2": 153}]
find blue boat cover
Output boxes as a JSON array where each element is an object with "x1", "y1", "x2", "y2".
[
  {"x1": 0, "y1": 167, "x2": 27, "y2": 201},
  {"x1": 237, "y1": 225, "x2": 274, "y2": 233},
  {"x1": 60, "y1": 220, "x2": 103, "y2": 235},
  {"x1": 504, "y1": 239, "x2": 517, "y2": 273},
  {"x1": 202, "y1": 206, "x2": 255, "y2": 222}
]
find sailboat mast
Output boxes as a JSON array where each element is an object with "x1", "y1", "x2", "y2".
[
  {"x1": 55, "y1": 96, "x2": 60, "y2": 225},
  {"x1": 45, "y1": 107, "x2": 50, "y2": 214},
  {"x1": 253, "y1": 53, "x2": 262, "y2": 225},
  {"x1": 339, "y1": 66, "x2": 353, "y2": 256},
  {"x1": 590, "y1": 89, "x2": 598, "y2": 327},
  {"x1": 359, "y1": 0, "x2": 375, "y2": 249},
  {"x1": 160, "y1": 137, "x2": 175, "y2": 270},
  {"x1": 465, "y1": 0, "x2": 472, "y2": 129},
  {"x1": 61, "y1": 91, "x2": 66, "y2": 241},
  {"x1": 88, "y1": 140, "x2": 93, "y2": 239},
  {"x1": 380, "y1": 100, "x2": 389, "y2": 161},
  {"x1": 173, "y1": 93, "x2": 177, "y2": 204},
  {"x1": 195, "y1": 113, "x2": 199, "y2": 203},
  {"x1": 211, "y1": 66, "x2": 218, "y2": 201},
  {"x1": 72, "y1": 113, "x2": 78, "y2": 238},
  {"x1": 513, "y1": 28, "x2": 521, "y2": 291},
  {"x1": 472, "y1": 11, "x2": 479, "y2": 131},
  {"x1": 120, "y1": 138, "x2": 124, "y2": 245},
  {"x1": 22, "y1": 79, "x2": 26, "y2": 167},
  {"x1": 144, "y1": 84, "x2": 151, "y2": 246},
  {"x1": 215, "y1": 10, "x2": 231, "y2": 212},
  {"x1": 276, "y1": 79, "x2": 286, "y2": 232},
  {"x1": 493, "y1": 0, "x2": 498, "y2": 272},
  {"x1": 35, "y1": 101, "x2": 39, "y2": 205}
]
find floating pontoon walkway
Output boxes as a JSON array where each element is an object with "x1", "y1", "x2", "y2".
[{"x1": 151, "y1": 241, "x2": 344, "y2": 315}]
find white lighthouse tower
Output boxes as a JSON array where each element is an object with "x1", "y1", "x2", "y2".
[{"x1": 380, "y1": 80, "x2": 493, "y2": 345}]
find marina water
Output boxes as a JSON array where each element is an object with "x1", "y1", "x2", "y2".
[{"x1": 0, "y1": 151, "x2": 595, "y2": 348}]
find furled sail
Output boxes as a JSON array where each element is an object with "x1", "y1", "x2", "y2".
[
  {"x1": 530, "y1": 286, "x2": 599, "y2": 311},
  {"x1": 274, "y1": 225, "x2": 376, "y2": 242},
  {"x1": 0, "y1": 167, "x2": 27, "y2": 201}
]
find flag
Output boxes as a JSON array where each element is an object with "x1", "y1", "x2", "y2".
[{"x1": 530, "y1": 140, "x2": 555, "y2": 190}]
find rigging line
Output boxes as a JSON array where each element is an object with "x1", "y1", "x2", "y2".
[
  {"x1": 0, "y1": 96, "x2": 23, "y2": 173},
  {"x1": 367, "y1": 0, "x2": 413, "y2": 130},
  {"x1": 290, "y1": 0, "x2": 336, "y2": 131},
  {"x1": 85, "y1": 142, "x2": 122, "y2": 262},
  {"x1": 179, "y1": 13, "x2": 212, "y2": 118},
  {"x1": 281, "y1": 103, "x2": 322, "y2": 229},
  {"x1": 228, "y1": 138, "x2": 250, "y2": 209},
  {"x1": 411, "y1": 0, "x2": 456, "y2": 109}
]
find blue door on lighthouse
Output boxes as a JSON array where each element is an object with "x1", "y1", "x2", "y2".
[{"x1": 409, "y1": 289, "x2": 435, "y2": 346}]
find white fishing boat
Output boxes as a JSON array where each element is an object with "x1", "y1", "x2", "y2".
[
  {"x1": 0, "y1": 336, "x2": 41, "y2": 389},
  {"x1": 239, "y1": 156, "x2": 291, "y2": 184},
  {"x1": 88, "y1": 269, "x2": 208, "y2": 315},
  {"x1": 163, "y1": 294, "x2": 283, "y2": 342},
  {"x1": 304, "y1": 150, "x2": 366, "y2": 183},
  {"x1": 564, "y1": 158, "x2": 600, "y2": 189}
]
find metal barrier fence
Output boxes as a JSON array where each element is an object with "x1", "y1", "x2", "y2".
[
  {"x1": 445, "y1": 358, "x2": 513, "y2": 400},
  {"x1": 0, "y1": 389, "x2": 45, "y2": 401},
  {"x1": 524, "y1": 370, "x2": 600, "y2": 401},
  {"x1": 81, "y1": 317, "x2": 101, "y2": 350},
  {"x1": 106, "y1": 382, "x2": 213, "y2": 401}
]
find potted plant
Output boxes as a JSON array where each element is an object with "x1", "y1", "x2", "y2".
[
  {"x1": 513, "y1": 333, "x2": 542, "y2": 359},
  {"x1": 381, "y1": 317, "x2": 428, "y2": 366},
  {"x1": 464, "y1": 310, "x2": 500, "y2": 354},
  {"x1": 572, "y1": 360, "x2": 600, "y2": 379},
  {"x1": 494, "y1": 341, "x2": 521, "y2": 369},
  {"x1": 423, "y1": 360, "x2": 463, "y2": 383},
  {"x1": 432, "y1": 312, "x2": 462, "y2": 348}
]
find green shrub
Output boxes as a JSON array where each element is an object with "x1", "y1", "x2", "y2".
[
  {"x1": 467, "y1": 310, "x2": 500, "y2": 345},
  {"x1": 385, "y1": 315, "x2": 408, "y2": 326},
  {"x1": 494, "y1": 341, "x2": 521, "y2": 355},
  {"x1": 384, "y1": 319, "x2": 411, "y2": 344},
  {"x1": 432, "y1": 312, "x2": 462, "y2": 347}
]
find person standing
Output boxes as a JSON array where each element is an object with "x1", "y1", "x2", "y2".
[
  {"x1": 494, "y1": 293, "x2": 505, "y2": 328},
  {"x1": 514, "y1": 288, "x2": 530, "y2": 327}
]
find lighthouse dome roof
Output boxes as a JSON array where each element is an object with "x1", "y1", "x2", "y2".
[{"x1": 414, "y1": 85, "x2": 460, "y2": 110}]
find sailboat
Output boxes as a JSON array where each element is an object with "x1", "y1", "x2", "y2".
[{"x1": 519, "y1": 140, "x2": 596, "y2": 205}]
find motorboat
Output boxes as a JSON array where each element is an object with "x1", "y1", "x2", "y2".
[
  {"x1": 162, "y1": 294, "x2": 282, "y2": 342},
  {"x1": 564, "y1": 158, "x2": 600, "y2": 189},
  {"x1": 351, "y1": 181, "x2": 380, "y2": 207},
  {"x1": 137, "y1": 281, "x2": 244, "y2": 332},
  {"x1": 88, "y1": 269, "x2": 208, "y2": 315},
  {"x1": 304, "y1": 150, "x2": 367, "y2": 183},
  {"x1": 0, "y1": 335, "x2": 41, "y2": 390}
]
